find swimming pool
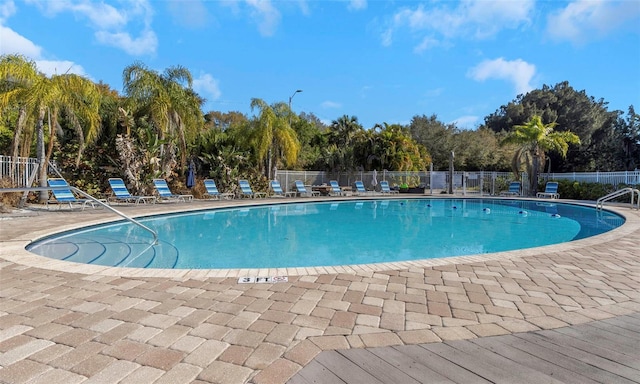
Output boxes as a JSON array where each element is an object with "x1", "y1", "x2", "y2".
[{"x1": 26, "y1": 199, "x2": 624, "y2": 269}]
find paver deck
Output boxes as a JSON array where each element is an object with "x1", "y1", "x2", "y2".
[{"x1": 1, "y1": 196, "x2": 639, "y2": 383}]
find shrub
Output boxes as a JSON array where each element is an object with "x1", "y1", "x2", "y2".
[
  {"x1": 0, "y1": 178, "x2": 21, "y2": 211},
  {"x1": 549, "y1": 180, "x2": 619, "y2": 201}
]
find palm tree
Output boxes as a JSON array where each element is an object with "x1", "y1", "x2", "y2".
[
  {"x1": 122, "y1": 62, "x2": 204, "y2": 175},
  {"x1": 0, "y1": 54, "x2": 102, "y2": 201},
  {"x1": 502, "y1": 115, "x2": 580, "y2": 195},
  {"x1": 327, "y1": 115, "x2": 363, "y2": 171},
  {"x1": 249, "y1": 98, "x2": 300, "y2": 179},
  {"x1": 0, "y1": 55, "x2": 39, "y2": 166}
]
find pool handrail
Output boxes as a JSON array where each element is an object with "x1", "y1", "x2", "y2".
[
  {"x1": 596, "y1": 187, "x2": 640, "y2": 210},
  {"x1": 0, "y1": 186, "x2": 159, "y2": 245}
]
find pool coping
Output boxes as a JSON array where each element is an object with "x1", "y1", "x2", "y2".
[{"x1": 2, "y1": 195, "x2": 638, "y2": 279}]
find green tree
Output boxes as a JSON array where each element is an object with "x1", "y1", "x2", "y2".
[
  {"x1": 0, "y1": 54, "x2": 101, "y2": 201},
  {"x1": 249, "y1": 98, "x2": 300, "y2": 179},
  {"x1": 484, "y1": 81, "x2": 618, "y2": 171},
  {"x1": 325, "y1": 115, "x2": 364, "y2": 171},
  {"x1": 122, "y1": 62, "x2": 204, "y2": 175},
  {"x1": 408, "y1": 114, "x2": 458, "y2": 170},
  {"x1": 291, "y1": 112, "x2": 326, "y2": 170},
  {"x1": 502, "y1": 115, "x2": 580, "y2": 195}
]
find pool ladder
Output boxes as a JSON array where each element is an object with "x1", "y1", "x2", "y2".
[{"x1": 596, "y1": 187, "x2": 640, "y2": 210}]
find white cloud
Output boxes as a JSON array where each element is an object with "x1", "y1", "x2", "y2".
[
  {"x1": 95, "y1": 29, "x2": 158, "y2": 56},
  {"x1": 348, "y1": 0, "x2": 367, "y2": 12},
  {"x1": 413, "y1": 36, "x2": 440, "y2": 53},
  {"x1": 0, "y1": 25, "x2": 42, "y2": 57},
  {"x1": 245, "y1": 0, "x2": 281, "y2": 37},
  {"x1": 468, "y1": 57, "x2": 536, "y2": 95},
  {"x1": 0, "y1": 0, "x2": 16, "y2": 23},
  {"x1": 383, "y1": 0, "x2": 533, "y2": 48},
  {"x1": 450, "y1": 115, "x2": 479, "y2": 130},
  {"x1": 321, "y1": 101, "x2": 342, "y2": 109},
  {"x1": 25, "y1": 0, "x2": 157, "y2": 56},
  {"x1": 35, "y1": 60, "x2": 87, "y2": 77},
  {"x1": 193, "y1": 73, "x2": 222, "y2": 101},
  {"x1": 546, "y1": 0, "x2": 640, "y2": 44},
  {"x1": 167, "y1": 0, "x2": 209, "y2": 28}
]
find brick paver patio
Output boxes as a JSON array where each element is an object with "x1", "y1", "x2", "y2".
[{"x1": 1, "y1": 197, "x2": 639, "y2": 383}]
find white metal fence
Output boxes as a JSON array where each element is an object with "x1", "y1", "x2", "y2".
[
  {"x1": 542, "y1": 171, "x2": 640, "y2": 186},
  {"x1": 0, "y1": 155, "x2": 40, "y2": 187},
  {"x1": 275, "y1": 169, "x2": 640, "y2": 196},
  {"x1": 2, "y1": 155, "x2": 638, "y2": 195}
]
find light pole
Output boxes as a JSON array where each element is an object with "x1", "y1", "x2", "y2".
[{"x1": 288, "y1": 89, "x2": 302, "y2": 125}]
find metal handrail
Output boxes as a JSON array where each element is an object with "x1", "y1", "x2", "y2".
[
  {"x1": 596, "y1": 187, "x2": 640, "y2": 210},
  {"x1": 0, "y1": 186, "x2": 158, "y2": 245}
]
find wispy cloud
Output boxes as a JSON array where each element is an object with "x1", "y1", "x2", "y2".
[
  {"x1": 546, "y1": 0, "x2": 640, "y2": 44},
  {"x1": 382, "y1": 0, "x2": 533, "y2": 49},
  {"x1": 468, "y1": 57, "x2": 536, "y2": 95},
  {"x1": 245, "y1": 0, "x2": 281, "y2": 37},
  {"x1": 0, "y1": 0, "x2": 16, "y2": 23},
  {"x1": 193, "y1": 73, "x2": 222, "y2": 102},
  {"x1": 96, "y1": 29, "x2": 157, "y2": 56},
  {"x1": 348, "y1": 0, "x2": 367, "y2": 12},
  {"x1": 450, "y1": 115, "x2": 479, "y2": 130},
  {"x1": 167, "y1": 0, "x2": 209, "y2": 28},
  {"x1": 36, "y1": 60, "x2": 88, "y2": 77},
  {"x1": 321, "y1": 101, "x2": 342, "y2": 109},
  {"x1": 25, "y1": 0, "x2": 158, "y2": 56}
]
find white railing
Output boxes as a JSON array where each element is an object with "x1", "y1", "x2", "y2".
[
  {"x1": 542, "y1": 171, "x2": 640, "y2": 186},
  {"x1": 0, "y1": 155, "x2": 40, "y2": 187}
]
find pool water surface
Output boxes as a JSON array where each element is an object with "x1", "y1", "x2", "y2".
[{"x1": 26, "y1": 199, "x2": 624, "y2": 269}]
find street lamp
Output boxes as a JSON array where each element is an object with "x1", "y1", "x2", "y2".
[{"x1": 288, "y1": 89, "x2": 302, "y2": 125}]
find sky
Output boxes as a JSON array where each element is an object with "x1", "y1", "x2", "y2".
[{"x1": 1, "y1": 0, "x2": 639, "y2": 130}]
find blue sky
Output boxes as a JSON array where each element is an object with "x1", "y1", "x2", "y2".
[{"x1": 1, "y1": 0, "x2": 639, "y2": 129}]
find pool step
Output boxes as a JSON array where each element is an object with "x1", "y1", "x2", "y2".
[{"x1": 28, "y1": 235, "x2": 179, "y2": 269}]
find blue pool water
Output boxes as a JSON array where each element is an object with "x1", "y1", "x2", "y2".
[{"x1": 26, "y1": 199, "x2": 624, "y2": 269}]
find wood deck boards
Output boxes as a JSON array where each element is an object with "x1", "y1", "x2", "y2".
[{"x1": 288, "y1": 313, "x2": 640, "y2": 384}]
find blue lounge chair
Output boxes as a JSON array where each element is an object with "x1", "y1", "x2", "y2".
[
  {"x1": 537, "y1": 181, "x2": 560, "y2": 199},
  {"x1": 153, "y1": 179, "x2": 193, "y2": 202},
  {"x1": 270, "y1": 180, "x2": 296, "y2": 198},
  {"x1": 108, "y1": 178, "x2": 156, "y2": 205},
  {"x1": 500, "y1": 181, "x2": 521, "y2": 196},
  {"x1": 238, "y1": 180, "x2": 267, "y2": 199},
  {"x1": 329, "y1": 180, "x2": 350, "y2": 196},
  {"x1": 294, "y1": 180, "x2": 320, "y2": 197},
  {"x1": 203, "y1": 179, "x2": 233, "y2": 200},
  {"x1": 47, "y1": 178, "x2": 98, "y2": 210},
  {"x1": 379, "y1": 180, "x2": 399, "y2": 194},
  {"x1": 354, "y1": 180, "x2": 374, "y2": 196}
]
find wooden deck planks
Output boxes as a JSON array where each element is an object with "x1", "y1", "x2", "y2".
[
  {"x1": 288, "y1": 313, "x2": 640, "y2": 384},
  {"x1": 516, "y1": 332, "x2": 640, "y2": 383},
  {"x1": 470, "y1": 336, "x2": 602, "y2": 384}
]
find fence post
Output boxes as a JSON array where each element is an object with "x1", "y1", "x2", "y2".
[{"x1": 429, "y1": 163, "x2": 433, "y2": 195}]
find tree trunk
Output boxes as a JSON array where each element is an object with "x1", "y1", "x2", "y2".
[
  {"x1": 36, "y1": 108, "x2": 47, "y2": 203},
  {"x1": 531, "y1": 154, "x2": 539, "y2": 196},
  {"x1": 44, "y1": 109, "x2": 56, "y2": 172},
  {"x1": 9, "y1": 107, "x2": 27, "y2": 176}
]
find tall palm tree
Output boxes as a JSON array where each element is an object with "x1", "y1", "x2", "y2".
[
  {"x1": 0, "y1": 55, "x2": 39, "y2": 166},
  {"x1": 327, "y1": 115, "x2": 363, "y2": 171},
  {"x1": 122, "y1": 62, "x2": 204, "y2": 174},
  {"x1": 0, "y1": 54, "x2": 102, "y2": 201},
  {"x1": 502, "y1": 115, "x2": 580, "y2": 195},
  {"x1": 249, "y1": 98, "x2": 300, "y2": 179}
]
